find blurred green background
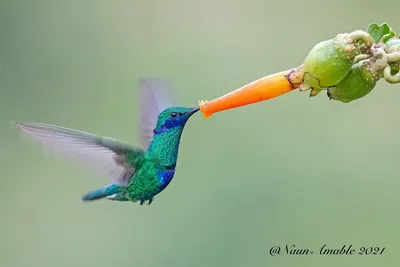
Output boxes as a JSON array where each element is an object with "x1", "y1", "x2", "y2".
[{"x1": 1, "y1": 1, "x2": 400, "y2": 266}]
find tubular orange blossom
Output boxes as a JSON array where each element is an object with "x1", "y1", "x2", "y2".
[{"x1": 198, "y1": 65, "x2": 303, "y2": 119}]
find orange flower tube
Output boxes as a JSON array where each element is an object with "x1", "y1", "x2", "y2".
[{"x1": 198, "y1": 65, "x2": 303, "y2": 119}]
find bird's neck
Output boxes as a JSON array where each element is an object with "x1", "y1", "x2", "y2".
[{"x1": 146, "y1": 127, "x2": 184, "y2": 168}]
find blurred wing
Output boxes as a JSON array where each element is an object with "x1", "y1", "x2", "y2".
[
  {"x1": 138, "y1": 77, "x2": 174, "y2": 149},
  {"x1": 14, "y1": 122, "x2": 145, "y2": 186}
]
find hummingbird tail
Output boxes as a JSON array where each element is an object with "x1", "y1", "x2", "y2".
[{"x1": 81, "y1": 184, "x2": 120, "y2": 202}]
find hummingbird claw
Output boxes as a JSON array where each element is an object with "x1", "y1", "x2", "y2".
[
  {"x1": 140, "y1": 200, "x2": 145, "y2": 205},
  {"x1": 147, "y1": 197, "x2": 154, "y2": 205}
]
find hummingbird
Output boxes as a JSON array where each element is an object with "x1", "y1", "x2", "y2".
[{"x1": 14, "y1": 77, "x2": 199, "y2": 205}]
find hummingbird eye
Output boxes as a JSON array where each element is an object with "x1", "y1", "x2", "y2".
[{"x1": 170, "y1": 112, "x2": 178, "y2": 118}]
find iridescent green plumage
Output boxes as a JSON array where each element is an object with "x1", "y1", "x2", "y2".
[
  {"x1": 14, "y1": 78, "x2": 199, "y2": 206},
  {"x1": 105, "y1": 106, "x2": 198, "y2": 204}
]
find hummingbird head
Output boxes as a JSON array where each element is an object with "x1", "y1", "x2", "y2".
[{"x1": 153, "y1": 106, "x2": 199, "y2": 135}]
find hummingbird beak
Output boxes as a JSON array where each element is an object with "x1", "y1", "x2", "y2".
[{"x1": 187, "y1": 106, "x2": 200, "y2": 116}]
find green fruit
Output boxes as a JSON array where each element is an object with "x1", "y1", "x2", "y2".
[
  {"x1": 301, "y1": 32, "x2": 372, "y2": 97},
  {"x1": 386, "y1": 37, "x2": 400, "y2": 74},
  {"x1": 327, "y1": 59, "x2": 377, "y2": 103},
  {"x1": 386, "y1": 37, "x2": 400, "y2": 50}
]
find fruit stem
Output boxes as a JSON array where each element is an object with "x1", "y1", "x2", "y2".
[
  {"x1": 384, "y1": 65, "x2": 400, "y2": 83},
  {"x1": 349, "y1": 30, "x2": 374, "y2": 47},
  {"x1": 368, "y1": 46, "x2": 389, "y2": 78},
  {"x1": 354, "y1": 54, "x2": 371, "y2": 64},
  {"x1": 387, "y1": 52, "x2": 400, "y2": 64}
]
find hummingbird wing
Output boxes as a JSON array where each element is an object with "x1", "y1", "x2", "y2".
[
  {"x1": 14, "y1": 122, "x2": 145, "y2": 186},
  {"x1": 138, "y1": 77, "x2": 174, "y2": 149}
]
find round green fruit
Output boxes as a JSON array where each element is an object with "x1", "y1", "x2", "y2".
[
  {"x1": 327, "y1": 59, "x2": 377, "y2": 103},
  {"x1": 301, "y1": 31, "x2": 373, "y2": 97},
  {"x1": 386, "y1": 37, "x2": 400, "y2": 51},
  {"x1": 386, "y1": 37, "x2": 400, "y2": 74}
]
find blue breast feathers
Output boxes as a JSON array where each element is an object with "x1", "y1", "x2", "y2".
[{"x1": 157, "y1": 168, "x2": 176, "y2": 192}]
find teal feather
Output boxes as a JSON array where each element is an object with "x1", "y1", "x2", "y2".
[{"x1": 81, "y1": 184, "x2": 120, "y2": 201}]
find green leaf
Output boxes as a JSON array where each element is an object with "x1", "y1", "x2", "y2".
[{"x1": 367, "y1": 22, "x2": 396, "y2": 44}]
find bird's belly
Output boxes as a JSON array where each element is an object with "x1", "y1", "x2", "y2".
[{"x1": 126, "y1": 168, "x2": 175, "y2": 201}]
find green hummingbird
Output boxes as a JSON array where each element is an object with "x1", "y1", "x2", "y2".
[{"x1": 14, "y1": 77, "x2": 199, "y2": 205}]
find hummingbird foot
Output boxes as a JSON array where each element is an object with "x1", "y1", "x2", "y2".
[{"x1": 139, "y1": 197, "x2": 154, "y2": 206}]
